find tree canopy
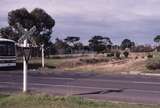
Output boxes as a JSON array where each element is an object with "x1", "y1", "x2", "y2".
[
  {"x1": 64, "y1": 36, "x2": 80, "y2": 46},
  {"x1": 1, "y1": 8, "x2": 55, "y2": 47},
  {"x1": 0, "y1": 26, "x2": 19, "y2": 40},
  {"x1": 89, "y1": 36, "x2": 112, "y2": 53},
  {"x1": 121, "y1": 39, "x2": 135, "y2": 50},
  {"x1": 64, "y1": 36, "x2": 81, "y2": 53},
  {"x1": 54, "y1": 38, "x2": 71, "y2": 54},
  {"x1": 154, "y1": 35, "x2": 160, "y2": 44}
]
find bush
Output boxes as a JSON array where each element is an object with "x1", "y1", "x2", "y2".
[
  {"x1": 147, "y1": 54, "x2": 153, "y2": 58},
  {"x1": 123, "y1": 51, "x2": 129, "y2": 58},
  {"x1": 132, "y1": 45, "x2": 153, "y2": 52},
  {"x1": 115, "y1": 51, "x2": 121, "y2": 59},
  {"x1": 79, "y1": 58, "x2": 109, "y2": 64},
  {"x1": 135, "y1": 56, "x2": 138, "y2": 59},
  {"x1": 106, "y1": 52, "x2": 114, "y2": 57},
  {"x1": 146, "y1": 57, "x2": 160, "y2": 70},
  {"x1": 141, "y1": 56, "x2": 145, "y2": 59}
]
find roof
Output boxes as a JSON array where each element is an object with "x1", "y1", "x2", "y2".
[{"x1": 0, "y1": 38, "x2": 15, "y2": 43}]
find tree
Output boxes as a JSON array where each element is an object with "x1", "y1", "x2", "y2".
[
  {"x1": 0, "y1": 26, "x2": 19, "y2": 41},
  {"x1": 6, "y1": 8, "x2": 55, "y2": 46},
  {"x1": 121, "y1": 39, "x2": 135, "y2": 50},
  {"x1": 83, "y1": 45, "x2": 90, "y2": 52},
  {"x1": 115, "y1": 51, "x2": 121, "y2": 59},
  {"x1": 54, "y1": 38, "x2": 71, "y2": 54},
  {"x1": 74, "y1": 42, "x2": 84, "y2": 53},
  {"x1": 64, "y1": 36, "x2": 80, "y2": 46},
  {"x1": 154, "y1": 35, "x2": 160, "y2": 45},
  {"x1": 89, "y1": 36, "x2": 112, "y2": 53},
  {"x1": 132, "y1": 45, "x2": 153, "y2": 52},
  {"x1": 64, "y1": 36, "x2": 80, "y2": 53},
  {"x1": 123, "y1": 51, "x2": 129, "y2": 58}
]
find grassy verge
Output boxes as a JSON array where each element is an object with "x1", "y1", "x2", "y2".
[
  {"x1": 16, "y1": 58, "x2": 67, "y2": 69},
  {"x1": 0, "y1": 94, "x2": 159, "y2": 108},
  {"x1": 16, "y1": 56, "x2": 150, "y2": 74},
  {"x1": 29, "y1": 58, "x2": 66, "y2": 68},
  {"x1": 0, "y1": 94, "x2": 9, "y2": 102}
]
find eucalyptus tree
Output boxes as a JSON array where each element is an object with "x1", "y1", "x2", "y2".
[
  {"x1": 154, "y1": 35, "x2": 160, "y2": 45},
  {"x1": 121, "y1": 39, "x2": 135, "y2": 50},
  {"x1": 64, "y1": 36, "x2": 80, "y2": 53},
  {"x1": 89, "y1": 35, "x2": 112, "y2": 53},
  {"x1": 1, "y1": 8, "x2": 55, "y2": 47}
]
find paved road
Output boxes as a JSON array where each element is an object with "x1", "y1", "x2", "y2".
[{"x1": 0, "y1": 71, "x2": 160, "y2": 104}]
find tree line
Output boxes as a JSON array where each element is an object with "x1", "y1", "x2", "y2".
[
  {"x1": 51, "y1": 36, "x2": 136, "y2": 54},
  {"x1": 0, "y1": 8, "x2": 55, "y2": 47},
  {"x1": 0, "y1": 8, "x2": 158, "y2": 56}
]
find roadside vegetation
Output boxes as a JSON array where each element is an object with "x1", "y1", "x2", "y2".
[
  {"x1": 146, "y1": 53, "x2": 160, "y2": 70},
  {"x1": 15, "y1": 52, "x2": 147, "y2": 74},
  {"x1": 1, "y1": 7, "x2": 160, "y2": 75},
  {"x1": 0, "y1": 94, "x2": 159, "y2": 108}
]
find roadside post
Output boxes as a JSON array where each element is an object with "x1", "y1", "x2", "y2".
[
  {"x1": 23, "y1": 39, "x2": 27, "y2": 92},
  {"x1": 17, "y1": 23, "x2": 36, "y2": 93},
  {"x1": 41, "y1": 44, "x2": 45, "y2": 68}
]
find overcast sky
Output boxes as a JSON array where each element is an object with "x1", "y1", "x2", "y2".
[{"x1": 0, "y1": 0, "x2": 160, "y2": 45}]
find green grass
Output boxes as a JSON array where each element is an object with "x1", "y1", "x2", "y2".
[
  {"x1": 0, "y1": 94, "x2": 9, "y2": 101},
  {"x1": 0, "y1": 94, "x2": 159, "y2": 108},
  {"x1": 29, "y1": 58, "x2": 66, "y2": 68},
  {"x1": 17, "y1": 58, "x2": 67, "y2": 69}
]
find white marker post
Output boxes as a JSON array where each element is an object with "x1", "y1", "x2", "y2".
[
  {"x1": 17, "y1": 23, "x2": 36, "y2": 93},
  {"x1": 41, "y1": 44, "x2": 45, "y2": 68},
  {"x1": 23, "y1": 39, "x2": 27, "y2": 92}
]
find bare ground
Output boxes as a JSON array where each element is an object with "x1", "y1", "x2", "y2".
[
  {"x1": 16, "y1": 53, "x2": 149, "y2": 74},
  {"x1": 56, "y1": 53, "x2": 148, "y2": 73}
]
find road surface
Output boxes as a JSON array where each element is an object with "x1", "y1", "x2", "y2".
[{"x1": 0, "y1": 71, "x2": 160, "y2": 104}]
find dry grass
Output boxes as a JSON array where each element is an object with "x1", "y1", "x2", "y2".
[
  {"x1": 64, "y1": 53, "x2": 148, "y2": 73},
  {"x1": 64, "y1": 59, "x2": 147, "y2": 73},
  {"x1": 16, "y1": 53, "x2": 148, "y2": 74}
]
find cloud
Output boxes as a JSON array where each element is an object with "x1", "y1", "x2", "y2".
[{"x1": 0, "y1": 0, "x2": 160, "y2": 44}]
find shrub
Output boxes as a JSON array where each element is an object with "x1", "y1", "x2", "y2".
[
  {"x1": 141, "y1": 56, "x2": 145, "y2": 59},
  {"x1": 79, "y1": 58, "x2": 109, "y2": 64},
  {"x1": 146, "y1": 57, "x2": 160, "y2": 70},
  {"x1": 132, "y1": 45, "x2": 153, "y2": 52},
  {"x1": 123, "y1": 51, "x2": 129, "y2": 58},
  {"x1": 135, "y1": 56, "x2": 138, "y2": 59},
  {"x1": 147, "y1": 54, "x2": 153, "y2": 58},
  {"x1": 106, "y1": 52, "x2": 114, "y2": 57},
  {"x1": 115, "y1": 51, "x2": 121, "y2": 59}
]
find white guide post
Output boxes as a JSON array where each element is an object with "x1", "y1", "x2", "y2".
[
  {"x1": 17, "y1": 23, "x2": 36, "y2": 93},
  {"x1": 23, "y1": 39, "x2": 27, "y2": 92},
  {"x1": 42, "y1": 44, "x2": 45, "y2": 68}
]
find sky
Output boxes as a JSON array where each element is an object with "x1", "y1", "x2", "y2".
[{"x1": 0, "y1": 0, "x2": 160, "y2": 45}]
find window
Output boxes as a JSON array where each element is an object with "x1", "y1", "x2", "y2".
[{"x1": 0, "y1": 41, "x2": 15, "y2": 56}]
